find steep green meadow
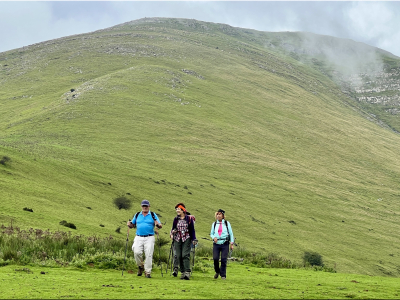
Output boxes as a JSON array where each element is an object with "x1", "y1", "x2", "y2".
[{"x1": 1, "y1": 18, "x2": 400, "y2": 277}]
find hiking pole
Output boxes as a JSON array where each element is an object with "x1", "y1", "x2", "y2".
[
  {"x1": 190, "y1": 240, "x2": 197, "y2": 275},
  {"x1": 156, "y1": 230, "x2": 163, "y2": 277},
  {"x1": 122, "y1": 220, "x2": 131, "y2": 276},
  {"x1": 192, "y1": 240, "x2": 197, "y2": 268},
  {"x1": 168, "y1": 229, "x2": 177, "y2": 276},
  {"x1": 167, "y1": 240, "x2": 173, "y2": 276}
]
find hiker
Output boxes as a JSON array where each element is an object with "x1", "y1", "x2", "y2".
[
  {"x1": 127, "y1": 199, "x2": 162, "y2": 278},
  {"x1": 171, "y1": 208, "x2": 196, "y2": 277},
  {"x1": 170, "y1": 202, "x2": 197, "y2": 280},
  {"x1": 210, "y1": 209, "x2": 234, "y2": 280}
]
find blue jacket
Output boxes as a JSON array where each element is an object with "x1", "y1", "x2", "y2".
[{"x1": 210, "y1": 219, "x2": 234, "y2": 245}]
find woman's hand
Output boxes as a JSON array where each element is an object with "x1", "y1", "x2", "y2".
[
  {"x1": 213, "y1": 237, "x2": 218, "y2": 243},
  {"x1": 230, "y1": 243, "x2": 234, "y2": 251}
]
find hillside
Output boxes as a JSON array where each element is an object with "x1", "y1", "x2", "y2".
[{"x1": 1, "y1": 17, "x2": 400, "y2": 277}]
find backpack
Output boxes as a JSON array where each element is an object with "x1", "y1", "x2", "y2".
[
  {"x1": 187, "y1": 212, "x2": 195, "y2": 224},
  {"x1": 133, "y1": 211, "x2": 157, "y2": 224},
  {"x1": 213, "y1": 220, "x2": 231, "y2": 242}
]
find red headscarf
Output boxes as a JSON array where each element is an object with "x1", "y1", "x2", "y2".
[{"x1": 177, "y1": 204, "x2": 186, "y2": 212}]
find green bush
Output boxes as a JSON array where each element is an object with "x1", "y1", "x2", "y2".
[
  {"x1": 303, "y1": 251, "x2": 324, "y2": 266},
  {"x1": 193, "y1": 243, "x2": 213, "y2": 257},
  {"x1": 0, "y1": 259, "x2": 9, "y2": 267},
  {"x1": 113, "y1": 196, "x2": 132, "y2": 210},
  {"x1": 0, "y1": 156, "x2": 11, "y2": 166},
  {"x1": 0, "y1": 224, "x2": 335, "y2": 272},
  {"x1": 59, "y1": 220, "x2": 77, "y2": 229}
]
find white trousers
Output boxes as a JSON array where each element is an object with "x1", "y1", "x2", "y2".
[{"x1": 132, "y1": 235, "x2": 155, "y2": 274}]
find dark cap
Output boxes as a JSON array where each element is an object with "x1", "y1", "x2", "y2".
[
  {"x1": 141, "y1": 199, "x2": 150, "y2": 206},
  {"x1": 217, "y1": 209, "x2": 225, "y2": 215}
]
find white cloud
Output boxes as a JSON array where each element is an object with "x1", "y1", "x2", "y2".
[
  {"x1": 346, "y1": 2, "x2": 394, "y2": 39},
  {"x1": 344, "y1": 2, "x2": 399, "y2": 55}
]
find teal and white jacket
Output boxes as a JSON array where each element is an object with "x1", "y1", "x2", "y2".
[{"x1": 210, "y1": 219, "x2": 235, "y2": 245}]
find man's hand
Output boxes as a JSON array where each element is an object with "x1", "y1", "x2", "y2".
[
  {"x1": 213, "y1": 237, "x2": 218, "y2": 243},
  {"x1": 193, "y1": 239, "x2": 198, "y2": 246},
  {"x1": 230, "y1": 243, "x2": 234, "y2": 251},
  {"x1": 155, "y1": 221, "x2": 162, "y2": 229},
  {"x1": 127, "y1": 221, "x2": 135, "y2": 229}
]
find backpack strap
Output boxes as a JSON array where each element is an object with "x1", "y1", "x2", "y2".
[
  {"x1": 213, "y1": 220, "x2": 230, "y2": 242},
  {"x1": 214, "y1": 220, "x2": 229, "y2": 231},
  {"x1": 133, "y1": 211, "x2": 157, "y2": 224},
  {"x1": 226, "y1": 220, "x2": 231, "y2": 242},
  {"x1": 132, "y1": 212, "x2": 140, "y2": 224}
]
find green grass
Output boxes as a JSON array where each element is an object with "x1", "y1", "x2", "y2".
[
  {"x1": 1, "y1": 264, "x2": 400, "y2": 299},
  {"x1": 1, "y1": 17, "x2": 400, "y2": 278}
]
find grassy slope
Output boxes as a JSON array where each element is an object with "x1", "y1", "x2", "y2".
[
  {"x1": 1, "y1": 18, "x2": 400, "y2": 276},
  {"x1": 1, "y1": 264, "x2": 400, "y2": 299}
]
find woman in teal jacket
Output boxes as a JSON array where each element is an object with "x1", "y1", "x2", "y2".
[{"x1": 210, "y1": 209, "x2": 234, "y2": 280}]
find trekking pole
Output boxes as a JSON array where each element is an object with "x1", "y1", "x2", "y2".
[
  {"x1": 168, "y1": 230, "x2": 176, "y2": 276},
  {"x1": 122, "y1": 220, "x2": 131, "y2": 276},
  {"x1": 156, "y1": 230, "x2": 163, "y2": 277},
  {"x1": 167, "y1": 240, "x2": 173, "y2": 276},
  {"x1": 190, "y1": 240, "x2": 197, "y2": 275},
  {"x1": 192, "y1": 241, "x2": 197, "y2": 268}
]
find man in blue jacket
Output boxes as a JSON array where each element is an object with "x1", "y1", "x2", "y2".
[{"x1": 127, "y1": 199, "x2": 162, "y2": 278}]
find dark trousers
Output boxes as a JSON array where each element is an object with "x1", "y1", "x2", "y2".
[
  {"x1": 175, "y1": 239, "x2": 192, "y2": 273},
  {"x1": 213, "y1": 242, "x2": 229, "y2": 277}
]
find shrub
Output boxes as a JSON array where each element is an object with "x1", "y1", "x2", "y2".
[
  {"x1": 59, "y1": 220, "x2": 77, "y2": 230},
  {"x1": 192, "y1": 243, "x2": 213, "y2": 257},
  {"x1": 303, "y1": 251, "x2": 324, "y2": 266},
  {"x1": 113, "y1": 196, "x2": 132, "y2": 210},
  {"x1": 67, "y1": 223, "x2": 77, "y2": 229},
  {"x1": 0, "y1": 156, "x2": 11, "y2": 166},
  {"x1": 2, "y1": 249, "x2": 17, "y2": 261}
]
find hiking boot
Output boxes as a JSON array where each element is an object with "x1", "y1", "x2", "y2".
[
  {"x1": 221, "y1": 277, "x2": 226, "y2": 280},
  {"x1": 183, "y1": 272, "x2": 191, "y2": 280},
  {"x1": 137, "y1": 266, "x2": 144, "y2": 276},
  {"x1": 145, "y1": 272, "x2": 151, "y2": 278},
  {"x1": 172, "y1": 268, "x2": 178, "y2": 277},
  {"x1": 180, "y1": 272, "x2": 185, "y2": 280},
  {"x1": 214, "y1": 273, "x2": 219, "y2": 279}
]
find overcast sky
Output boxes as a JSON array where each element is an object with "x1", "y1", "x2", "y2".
[{"x1": 1, "y1": 1, "x2": 399, "y2": 57}]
